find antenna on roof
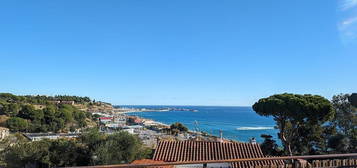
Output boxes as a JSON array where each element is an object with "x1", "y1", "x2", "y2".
[
  {"x1": 194, "y1": 120, "x2": 200, "y2": 132},
  {"x1": 250, "y1": 137, "x2": 257, "y2": 144},
  {"x1": 194, "y1": 120, "x2": 200, "y2": 140},
  {"x1": 219, "y1": 129, "x2": 223, "y2": 143}
]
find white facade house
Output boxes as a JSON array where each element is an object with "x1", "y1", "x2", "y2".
[
  {"x1": 0, "y1": 127, "x2": 9, "y2": 140},
  {"x1": 23, "y1": 133, "x2": 80, "y2": 141},
  {"x1": 113, "y1": 116, "x2": 127, "y2": 126},
  {"x1": 99, "y1": 117, "x2": 113, "y2": 124}
]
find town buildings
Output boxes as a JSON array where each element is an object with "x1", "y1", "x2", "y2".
[
  {"x1": 99, "y1": 117, "x2": 113, "y2": 124},
  {"x1": 23, "y1": 133, "x2": 81, "y2": 141},
  {"x1": 49, "y1": 100, "x2": 75, "y2": 105},
  {"x1": 99, "y1": 115, "x2": 127, "y2": 129}
]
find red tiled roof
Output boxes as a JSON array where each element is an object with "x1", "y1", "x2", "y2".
[{"x1": 153, "y1": 140, "x2": 284, "y2": 168}]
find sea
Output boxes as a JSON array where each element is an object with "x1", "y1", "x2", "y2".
[{"x1": 123, "y1": 106, "x2": 279, "y2": 143}]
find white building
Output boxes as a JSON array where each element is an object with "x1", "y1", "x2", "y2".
[
  {"x1": 23, "y1": 133, "x2": 80, "y2": 141},
  {"x1": 113, "y1": 116, "x2": 127, "y2": 126},
  {"x1": 99, "y1": 117, "x2": 113, "y2": 124},
  {"x1": 0, "y1": 127, "x2": 9, "y2": 140},
  {"x1": 105, "y1": 123, "x2": 121, "y2": 128}
]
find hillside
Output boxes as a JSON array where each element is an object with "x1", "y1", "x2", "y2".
[
  {"x1": 0, "y1": 93, "x2": 104, "y2": 133},
  {"x1": 74, "y1": 101, "x2": 114, "y2": 114}
]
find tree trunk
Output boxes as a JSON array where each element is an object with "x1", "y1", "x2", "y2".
[
  {"x1": 281, "y1": 133, "x2": 293, "y2": 156},
  {"x1": 278, "y1": 117, "x2": 293, "y2": 156}
]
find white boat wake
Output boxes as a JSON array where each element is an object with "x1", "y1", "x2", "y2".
[{"x1": 236, "y1": 126, "x2": 275, "y2": 130}]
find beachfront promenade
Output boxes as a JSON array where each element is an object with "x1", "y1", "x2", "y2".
[{"x1": 95, "y1": 111, "x2": 216, "y2": 148}]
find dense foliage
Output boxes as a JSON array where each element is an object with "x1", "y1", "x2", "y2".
[
  {"x1": 254, "y1": 93, "x2": 357, "y2": 156},
  {"x1": 5, "y1": 117, "x2": 29, "y2": 132},
  {"x1": 3, "y1": 130, "x2": 151, "y2": 168},
  {"x1": 349, "y1": 93, "x2": 357, "y2": 107},
  {"x1": 4, "y1": 139, "x2": 88, "y2": 168},
  {"x1": 0, "y1": 93, "x2": 92, "y2": 133},
  {"x1": 327, "y1": 93, "x2": 357, "y2": 153},
  {"x1": 253, "y1": 93, "x2": 335, "y2": 156},
  {"x1": 260, "y1": 134, "x2": 282, "y2": 156},
  {"x1": 0, "y1": 93, "x2": 91, "y2": 104},
  {"x1": 1, "y1": 104, "x2": 89, "y2": 133},
  {"x1": 169, "y1": 122, "x2": 188, "y2": 135}
]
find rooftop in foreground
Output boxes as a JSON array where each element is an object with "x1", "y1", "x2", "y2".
[{"x1": 152, "y1": 140, "x2": 283, "y2": 168}]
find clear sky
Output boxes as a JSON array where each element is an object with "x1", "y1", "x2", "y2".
[{"x1": 0, "y1": 0, "x2": 356, "y2": 106}]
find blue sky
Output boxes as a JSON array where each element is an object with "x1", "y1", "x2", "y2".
[{"x1": 0, "y1": 0, "x2": 356, "y2": 106}]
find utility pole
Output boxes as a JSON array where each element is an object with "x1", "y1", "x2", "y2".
[
  {"x1": 194, "y1": 120, "x2": 200, "y2": 140},
  {"x1": 219, "y1": 129, "x2": 223, "y2": 142}
]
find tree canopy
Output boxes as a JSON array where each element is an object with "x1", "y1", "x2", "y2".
[
  {"x1": 0, "y1": 93, "x2": 97, "y2": 133},
  {"x1": 3, "y1": 130, "x2": 151, "y2": 167},
  {"x1": 169, "y1": 122, "x2": 188, "y2": 135},
  {"x1": 6, "y1": 117, "x2": 29, "y2": 132},
  {"x1": 260, "y1": 134, "x2": 282, "y2": 156},
  {"x1": 253, "y1": 93, "x2": 334, "y2": 155},
  {"x1": 0, "y1": 93, "x2": 91, "y2": 105},
  {"x1": 349, "y1": 93, "x2": 357, "y2": 107},
  {"x1": 4, "y1": 139, "x2": 89, "y2": 168},
  {"x1": 328, "y1": 94, "x2": 357, "y2": 153},
  {"x1": 1, "y1": 103, "x2": 90, "y2": 133}
]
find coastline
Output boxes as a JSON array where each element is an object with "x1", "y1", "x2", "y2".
[
  {"x1": 124, "y1": 114, "x2": 223, "y2": 143},
  {"x1": 113, "y1": 106, "x2": 198, "y2": 114},
  {"x1": 121, "y1": 106, "x2": 279, "y2": 143}
]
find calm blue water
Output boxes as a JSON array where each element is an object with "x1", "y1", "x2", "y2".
[{"x1": 123, "y1": 106, "x2": 279, "y2": 143}]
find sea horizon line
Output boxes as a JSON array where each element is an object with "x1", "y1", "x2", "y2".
[{"x1": 115, "y1": 105, "x2": 252, "y2": 107}]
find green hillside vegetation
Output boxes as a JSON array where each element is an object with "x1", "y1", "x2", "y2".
[
  {"x1": 74, "y1": 101, "x2": 114, "y2": 114},
  {"x1": 0, "y1": 93, "x2": 94, "y2": 132},
  {"x1": 0, "y1": 93, "x2": 91, "y2": 105},
  {"x1": 2, "y1": 129, "x2": 151, "y2": 168}
]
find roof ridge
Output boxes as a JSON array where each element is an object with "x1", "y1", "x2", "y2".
[{"x1": 153, "y1": 140, "x2": 284, "y2": 168}]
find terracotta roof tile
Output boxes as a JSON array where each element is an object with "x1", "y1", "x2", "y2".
[{"x1": 153, "y1": 140, "x2": 284, "y2": 168}]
